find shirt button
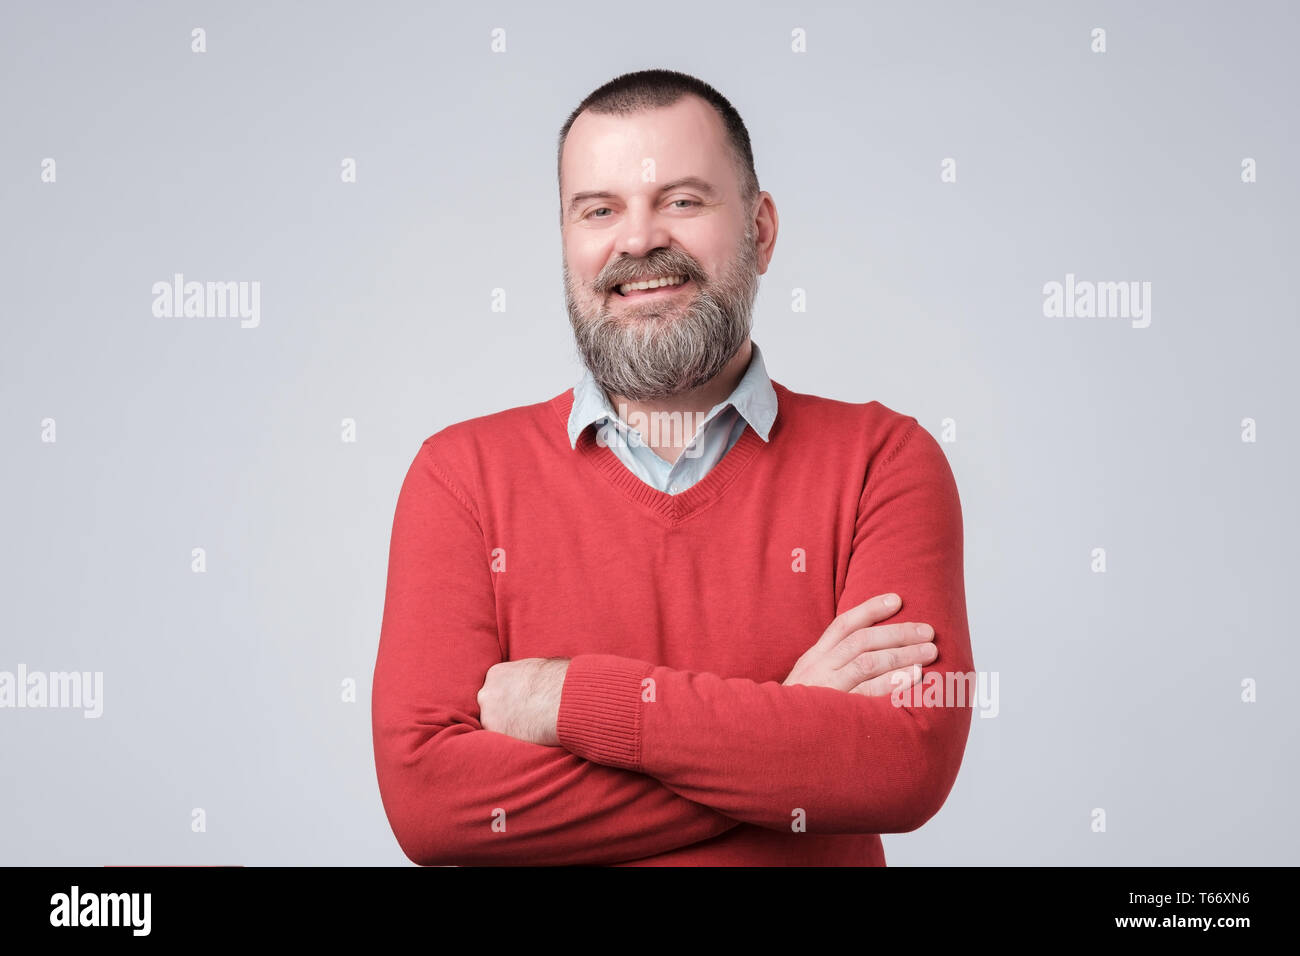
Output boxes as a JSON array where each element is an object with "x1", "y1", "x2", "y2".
[{"x1": 669, "y1": 484, "x2": 679, "y2": 493}]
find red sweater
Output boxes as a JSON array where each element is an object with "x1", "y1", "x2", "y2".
[{"x1": 371, "y1": 380, "x2": 973, "y2": 866}]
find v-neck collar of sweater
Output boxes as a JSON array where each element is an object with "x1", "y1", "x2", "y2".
[{"x1": 551, "y1": 385, "x2": 772, "y2": 525}]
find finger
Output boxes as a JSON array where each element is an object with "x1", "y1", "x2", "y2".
[
  {"x1": 827, "y1": 621, "x2": 934, "y2": 669},
  {"x1": 850, "y1": 663, "x2": 923, "y2": 699},
  {"x1": 839, "y1": 641, "x2": 937, "y2": 686},
  {"x1": 813, "y1": 592, "x2": 902, "y2": 654}
]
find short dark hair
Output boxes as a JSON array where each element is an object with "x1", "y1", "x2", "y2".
[{"x1": 557, "y1": 69, "x2": 760, "y2": 218}]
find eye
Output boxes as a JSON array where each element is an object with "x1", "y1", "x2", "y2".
[
  {"x1": 587, "y1": 207, "x2": 612, "y2": 219},
  {"x1": 671, "y1": 199, "x2": 701, "y2": 209}
]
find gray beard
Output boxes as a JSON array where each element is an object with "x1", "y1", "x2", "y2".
[{"x1": 567, "y1": 233, "x2": 760, "y2": 402}]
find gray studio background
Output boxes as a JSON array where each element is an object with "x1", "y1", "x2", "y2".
[{"x1": 2, "y1": 0, "x2": 1297, "y2": 865}]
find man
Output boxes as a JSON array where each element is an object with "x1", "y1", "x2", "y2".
[{"x1": 371, "y1": 69, "x2": 973, "y2": 866}]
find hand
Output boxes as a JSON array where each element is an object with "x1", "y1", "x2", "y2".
[
  {"x1": 477, "y1": 657, "x2": 570, "y2": 746},
  {"x1": 782, "y1": 592, "x2": 936, "y2": 696}
]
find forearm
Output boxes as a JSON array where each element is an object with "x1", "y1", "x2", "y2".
[
  {"x1": 372, "y1": 695, "x2": 743, "y2": 865},
  {"x1": 557, "y1": 653, "x2": 970, "y2": 833}
]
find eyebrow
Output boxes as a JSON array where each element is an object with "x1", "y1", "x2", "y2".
[{"x1": 566, "y1": 176, "x2": 719, "y2": 217}]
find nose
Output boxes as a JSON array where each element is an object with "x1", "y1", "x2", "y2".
[{"x1": 613, "y1": 199, "x2": 673, "y2": 261}]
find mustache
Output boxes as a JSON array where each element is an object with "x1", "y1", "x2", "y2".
[{"x1": 599, "y1": 258, "x2": 703, "y2": 289}]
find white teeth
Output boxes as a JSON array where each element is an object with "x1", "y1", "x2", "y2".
[{"x1": 618, "y1": 275, "x2": 687, "y2": 295}]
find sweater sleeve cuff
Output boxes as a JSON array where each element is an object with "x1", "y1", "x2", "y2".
[{"x1": 556, "y1": 653, "x2": 653, "y2": 770}]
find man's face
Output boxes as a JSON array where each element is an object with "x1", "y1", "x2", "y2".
[{"x1": 560, "y1": 96, "x2": 763, "y2": 401}]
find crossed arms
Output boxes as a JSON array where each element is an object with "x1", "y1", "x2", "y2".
[{"x1": 370, "y1": 419, "x2": 973, "y2": 866}]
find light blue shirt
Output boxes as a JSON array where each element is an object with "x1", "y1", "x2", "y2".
[{"x1": 566, "y1": 340, "x2": 778, "y2": 495}]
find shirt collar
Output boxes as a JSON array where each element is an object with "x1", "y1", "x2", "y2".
[{"x1": 567, "y1": 340, "x2": 778, "y2": 449}]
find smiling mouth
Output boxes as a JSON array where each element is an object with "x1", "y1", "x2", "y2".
[{"x1": 612, "y1": 275, "x2": 693, "y2": 298}]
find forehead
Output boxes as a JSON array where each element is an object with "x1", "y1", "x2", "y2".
[{"x1": 561, "y1": 95, "x2": 732, "y2": 196}]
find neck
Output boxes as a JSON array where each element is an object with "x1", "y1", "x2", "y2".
[{"x1": 604, "y1": 339, "x2": 753, "y2": 465}]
